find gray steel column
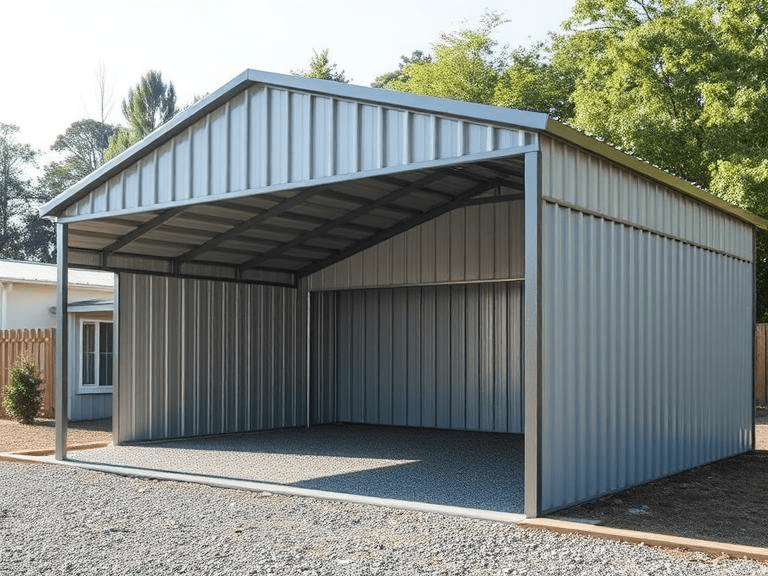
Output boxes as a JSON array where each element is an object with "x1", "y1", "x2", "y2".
[
  {"x1": 753, "y1": 231, "x2": 757, "y2": 450},
  {"x1": 523, "y1": 151, "x2": 542, "y2": 517},
  {"x1": 112, "y1": 273, "x2": 120, "y2": 445},
  {"x1": 306, "y1": 289, "x2": 311, "y2": 428},
  {"x1": 54, "y1": 223, "x2": 69, "y2": 460}
]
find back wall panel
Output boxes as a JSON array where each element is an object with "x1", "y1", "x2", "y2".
[
  {"x1": 117, "y1": 273, "x2": 305, "y2": 442},
  {"x1": 312, "y1": 283, "x2": 523, "y2": 433}
]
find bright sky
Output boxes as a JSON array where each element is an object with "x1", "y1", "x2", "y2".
[{"x1": 2, "y1": 0, "x2": 576, "y2": 157}]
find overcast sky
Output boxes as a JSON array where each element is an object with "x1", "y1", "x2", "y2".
[{"x1": 2, "y1": 0, "x2": 575, "y2": 157}]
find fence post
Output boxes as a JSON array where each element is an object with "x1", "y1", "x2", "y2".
[{"x1": 758, "y1": 325, "x2": 767, "y2": 407}]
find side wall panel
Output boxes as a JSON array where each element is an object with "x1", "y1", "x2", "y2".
[
  {"x1": 540, "y1": 136, "x2": 753, "y2": 261},
  {"x1": 312, "y1": 283, "x2": 523, "y2": 433},
  {"x1": 117, "y1": 273, "x2": 305, "y2": 442},
  {"x1": 539, "y1": 203, "x2": 753, "y2": 512},
  {"x1": 306, "y1": 201, "x2": 524, "y2": 291}
]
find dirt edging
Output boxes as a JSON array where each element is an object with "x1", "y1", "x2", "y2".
[{"x1": 518, "y1": 518, "x2": 768, "y2": 563}]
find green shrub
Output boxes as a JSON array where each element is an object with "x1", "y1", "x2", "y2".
[{"x1": 3, "y1": 358, "x2": 43, "y2": 424}]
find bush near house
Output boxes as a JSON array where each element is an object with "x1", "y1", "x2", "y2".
[{"x1": 2, "y1": 358, "x2": 44, "y2": 424}]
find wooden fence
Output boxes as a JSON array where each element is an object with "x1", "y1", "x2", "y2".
[
  {"x1": 756, "y1": 324, "x2": 768, "y2": 407},
  {"x1": 0, "y1": 329, "x2": 55, "y2": 419}
]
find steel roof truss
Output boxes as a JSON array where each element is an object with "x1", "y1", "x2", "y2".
[{"x1": 236, "y1": 171, "x2": 447, "y2": 272}]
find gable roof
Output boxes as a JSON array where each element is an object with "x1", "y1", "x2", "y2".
[{"x1": 40, "y1": 69, "x2": 766, "y2": 230}]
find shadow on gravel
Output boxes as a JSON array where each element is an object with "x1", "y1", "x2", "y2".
[{"x1": 70, "y1": 424, "x2": 525, "y2": 513}]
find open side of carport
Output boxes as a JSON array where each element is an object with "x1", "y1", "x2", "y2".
[{"x1": 41, "y1": 70, "x2": 766, "y2": 517}]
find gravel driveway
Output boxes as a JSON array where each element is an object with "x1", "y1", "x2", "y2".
[
  {"x1": 73, "y1": 424, "x2": 524, "y2": 513},
  {"x1": 1, "y1": 462, "x2": 767, "y2": 576}
]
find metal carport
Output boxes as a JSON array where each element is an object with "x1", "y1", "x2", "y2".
[{"x1": 41, "y1": 70, "x2": 767, "y2": 517}]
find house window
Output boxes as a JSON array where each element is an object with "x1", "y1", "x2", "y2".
[{"x1": 80, "y1": 320, "x2": 113, "y2": 392}]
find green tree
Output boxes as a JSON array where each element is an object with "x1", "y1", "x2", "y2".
[
  {"x1": 293, "y1": 49, "x2": 349, "y2": 82},
  {"x1": 376, "y1": 12, "x2": 574, "y2": 114},
  {"x1": 104, "y1": 70, "x2": 177, "y2": 160},
  {"x1": 493, "y1": 40, "x2": 577, "y2": 118},
  {"x1": 558, "y1": 0, "x2": 768, "y2": 194},
  {"x1": 371, "y1": 51, "x2": 432, "y2": 88},
  {"x1": 381, "y1": 12, "x2": 506, "y2": 103},
  {"x1": 542, "y1": 0, "x2": 768, "y2": 318},
  {"x1": 0, "y1": 124, "x2": 37, "y2": 257},
  {"x1": 52, "y1": 119, "x2": 114, "y2": 180}
]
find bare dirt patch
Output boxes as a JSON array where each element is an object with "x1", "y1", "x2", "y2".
[
  {"x1": 554, "y1": 420, "x2": 768, "y2": 548},
  {"x1": 0, "y1": 418, "x2": 111, "y2": 453}
]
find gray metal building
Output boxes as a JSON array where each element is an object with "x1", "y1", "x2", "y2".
[{"x1": 41, "y1": 70, "x2": 765, "y2": 516}]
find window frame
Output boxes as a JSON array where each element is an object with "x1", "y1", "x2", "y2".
[{"x1": 78, "y1": 318, "x2": 114, "y2": 394}]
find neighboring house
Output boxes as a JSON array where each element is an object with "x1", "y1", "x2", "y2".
[{"x1": 0, "y1": 259, "x2": 114, "y2": 421}]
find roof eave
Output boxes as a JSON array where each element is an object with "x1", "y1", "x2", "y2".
[
  {"x1": 544, "y1": 119, "x2": 768, "y2": 231},
  {"x1": 40, "y1": 70, "x2": 256, "y2": 219},
  {"x1": 39, "y1": 69, "x2": 550, "y2": 219}
]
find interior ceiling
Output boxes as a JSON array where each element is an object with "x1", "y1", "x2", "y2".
[{"x1": 67, "y1": 156, "x2": 525, "y2": 284}]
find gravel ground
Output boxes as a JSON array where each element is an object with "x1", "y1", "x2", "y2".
[
  {"x1": 1, "y1": 462, "x2": 767, "y2": 576},
  {"x1": 73, "y1": 424, "x2": 524, "y2": 513},
  {"x1": 0, "y1": 418, "x2": 111, "y2": 453}
]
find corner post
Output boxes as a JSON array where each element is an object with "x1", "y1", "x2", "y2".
[
  {"x1": 524, "y1": 150, "x2": 542, "y2": 517},
  {"x1": 306, "y1": 289, "x2": 311, "y2": 429},
  {"x1": 112, "y1": 272, "x2": 120, "y2": 445},
  {"x1": 55, "y1": 222, "x2": 69, "y2": 460}
]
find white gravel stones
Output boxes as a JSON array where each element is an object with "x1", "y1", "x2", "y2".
[{"x1": 1, "y1": 462, "x2": 767, "y2": 575}]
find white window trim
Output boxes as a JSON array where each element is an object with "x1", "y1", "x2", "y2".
[{"x1": 78, "y1": 318, "x2": 113, "y2": 394}]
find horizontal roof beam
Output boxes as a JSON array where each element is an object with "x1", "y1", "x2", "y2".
[
  {"x1": 174, "y1": 187, "x2": 326, "y2": 264},
  {"x1": 100, "y1": 208, "x2": 185, "y2": 257},
  {"x1": 237, "y1": 171, "x2": 447, "y2": 273}
]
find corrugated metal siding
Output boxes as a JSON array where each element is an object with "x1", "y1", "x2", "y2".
[
  {"x1": 64, "y1": 86, "x2": 537, "y2": 220},
  {"x1": 306, "y1": 201, "x2": 524, "y2": 290},
  {"x1": 117, "y1": 273, "x2": 305, "y2": 442},
  {"x1": 312, "y1": 283, "x2": 523, "y2": 433},
  {"x1": 539, "y1": 203, "x2": 753, "y2": 512},
  {"x1": 540, "y1": 136, "x2": 753, "y2": 262}
]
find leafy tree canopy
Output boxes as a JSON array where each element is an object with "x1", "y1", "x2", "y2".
[
  {"x1": 559, "y1": 0, "x2": 768, "y2": 216},
  {"x1": 376, "y1": 12, "x2": 575, "y2": 115},
  {"x1": 0, "y1": 124, "x2": 38, "y2": 259},
  {"x1": 52, "y1": 119, "x2": 113, "y2": 181},
  {"x1": 293, "y1": 49, "x2": 350, "y2": 82},
  {"x1": 371, "y1": 51, "x2": 432, "y2": 88},
  {"x1": 104, "y1": 70, "x2": 177, "y2": 161},
  {"x1": 379, "y1": 12, "x2": 507, "y2": 103}
]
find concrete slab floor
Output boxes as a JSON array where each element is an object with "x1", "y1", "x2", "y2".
[{"x1": 71, "y1": 424, "x2": 525, "y2": 514}]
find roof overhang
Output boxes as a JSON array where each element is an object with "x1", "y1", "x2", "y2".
[{"x1": 39, "y1": 69, "x2": 767, "y2": 287}]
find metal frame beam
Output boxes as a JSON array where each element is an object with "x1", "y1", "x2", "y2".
[
  {"x1": 54, "y1": 223, "x2": 68, "y2": 460},
  {"x1": 523, "y1": 151, "x2": 542, "y2": 518},
  {"x1": 100, "y1": 208, "x2": 184, "y2": 258},
  {"x1": 238, "y1": 172, "x2": 447, "y2": 272},
  {"x1": 112, "y1": 271, "x2": 121, "y2": 445},
  {"x1": 174, "y1": 187, "x2": 326, "y2": 264},
  {"x1": 309, "y1": 189, "x2": 422, "y2": 217}
]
